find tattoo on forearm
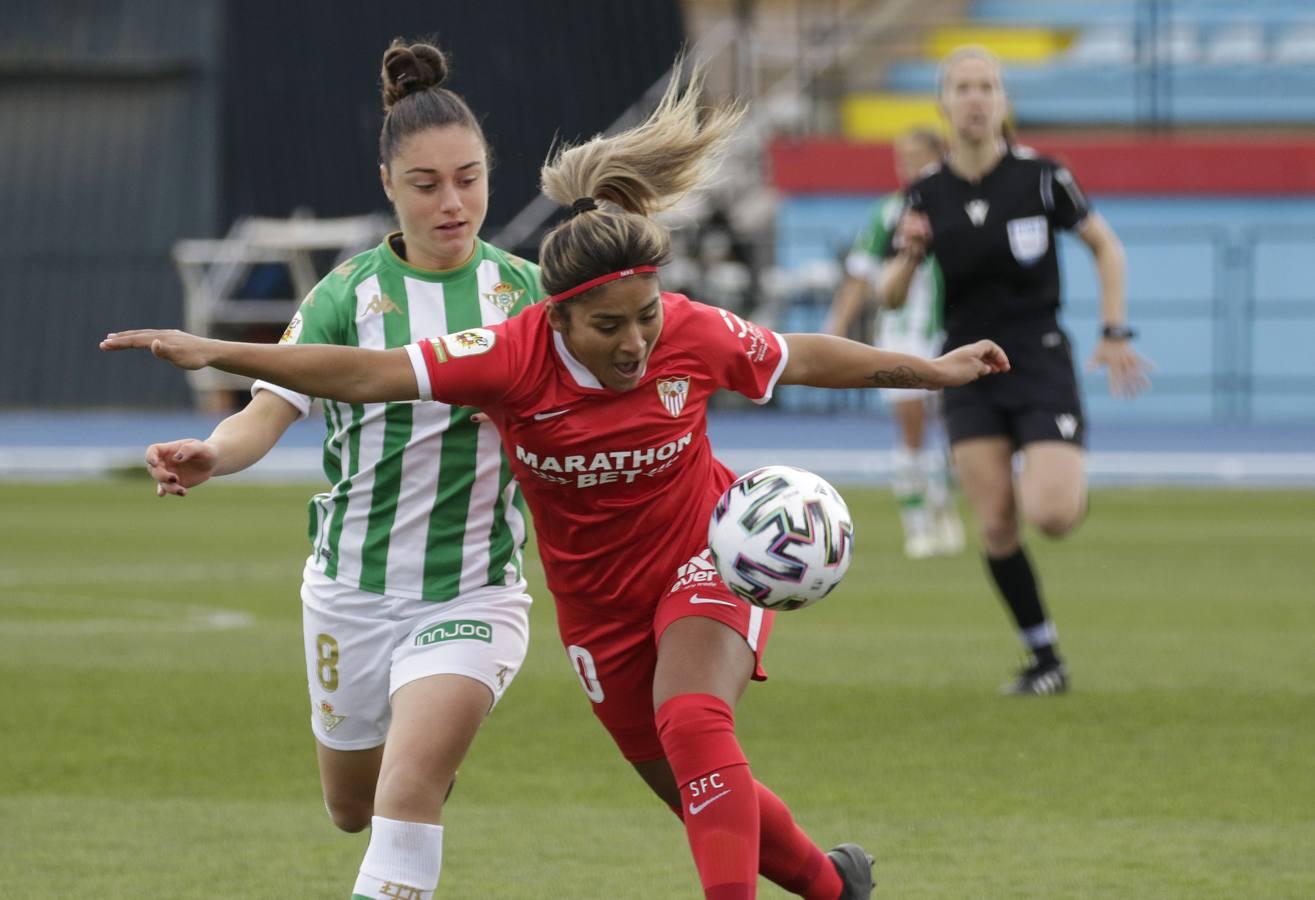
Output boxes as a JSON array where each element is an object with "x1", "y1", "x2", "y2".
[{"x1": 864, "y1": 366, "x2": 924, "y2": 388}]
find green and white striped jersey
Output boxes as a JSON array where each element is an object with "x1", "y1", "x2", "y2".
[
  {"x1": 254, "y1": 235, "x2": 542, "y2": 602},
  {"x1": 845, "y1": 193, "x2": 945, "y2": 346}
]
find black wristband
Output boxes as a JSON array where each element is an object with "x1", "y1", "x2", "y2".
[{"x1": 1101, "y1": 324, "x2": 1136, "y2": 341}]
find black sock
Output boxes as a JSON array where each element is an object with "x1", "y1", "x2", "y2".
[
  {"x1": 1030, "y1": 643, "x2": 1059, "y2": 667},
  {"x1": 986, "y1": 546, "x2": 1059, "y2": 664}
]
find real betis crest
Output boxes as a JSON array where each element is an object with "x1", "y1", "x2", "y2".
[
  {"x1": 657, "y1": 376, "x2": 690, "y2": 417},
  {"x1": 483, "y1": 281, "x2": 525, "y2": 315}
]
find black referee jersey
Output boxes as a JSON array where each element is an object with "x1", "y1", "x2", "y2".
[{"x1": 906, "y1": 146, "x2": 1089, "y2": 348}]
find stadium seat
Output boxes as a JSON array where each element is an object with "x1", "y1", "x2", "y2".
[
  {"x1": 971, "y1": 0, "x2": 1135, "y2": 27},
  {"x1": 1065, "y1": 25, "x2": 1136, "y2": 65},
  {"x1": 1204, "y1": 23, "x2": 1266, "y2": 64},
  {"x1": 1272, "y1": 24, "x2": 1315, "y2": 63},
  {"x1": 1156, "y1": 22, "x2": 1201, "y2": 64}
]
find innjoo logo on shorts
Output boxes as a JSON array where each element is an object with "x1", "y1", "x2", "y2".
[{"x1": 416, "y1": 619, "x2": 493, "y2": 646}]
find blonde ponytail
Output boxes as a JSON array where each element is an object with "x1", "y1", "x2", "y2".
[{"x1": 538, "y1": 61, "x2": 745, "y2": 297}]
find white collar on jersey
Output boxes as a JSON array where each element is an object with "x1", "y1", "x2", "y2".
[
  {"x1": 551, "y1": 330, "x2": 650, "y2": 390},
  {"x1": 553, "y1": 330, "x2": 605, "y2": 389}
]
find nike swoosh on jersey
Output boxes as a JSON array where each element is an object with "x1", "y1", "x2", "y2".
[
  {"x1": 689, "y1": 595, "x2": 737, "y2": 607},
  {"x1": 688, "y1": 789, "x2": 732, "y2": 815},
  {"x1": 532, "y1": 408, "x2": 572, "y2": 421}
]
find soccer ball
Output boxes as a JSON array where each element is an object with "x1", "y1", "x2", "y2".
[{"x1": 707, "y1": 465, "x2": 854, "y2": 611}]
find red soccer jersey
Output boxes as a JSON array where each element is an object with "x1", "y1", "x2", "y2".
[{"x1": 404, "y1": 292, "x2": 789, "y2": 620}]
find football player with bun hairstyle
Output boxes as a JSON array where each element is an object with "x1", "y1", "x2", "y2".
[
  {"x1": 891, "y1": 46, "x2": 1150, "y2": 696},
  {"x1": 104, "y1": 59, "x2": 1009, "y2": 899},
  {"x1": 128, "y1": 39, "x2": 545, "y2": 900}
]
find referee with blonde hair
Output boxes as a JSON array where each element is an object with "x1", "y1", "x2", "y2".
[{"x1": 888, "y1": 46, "x2": 1151, "y2": 695}]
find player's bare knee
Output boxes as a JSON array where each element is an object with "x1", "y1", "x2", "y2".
[
  {"x1": 325, "y1": 799, "x2": 372, "y2": 833},
  {"x1": 1027, "y1": 502, "x2": 1082, "y2": 539},
  {"x1": 375, "y1": 763, "x2": 452, "y2": 818}
]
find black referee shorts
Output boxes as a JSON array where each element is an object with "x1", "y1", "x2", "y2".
[{"x1": 943, "y1": 325, "x2": 1086, "y2": 449}]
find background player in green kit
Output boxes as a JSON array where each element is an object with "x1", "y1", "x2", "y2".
[
  {"x1": 827, "y1": 128, "x2": 964, "y2": 559},
  {"x1": 142, "y1": 40, "x2": 540, "y2": 899}
]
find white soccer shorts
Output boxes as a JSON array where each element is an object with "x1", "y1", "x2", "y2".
[{"x1": 300, "y1": 562, "x2": 531, "y2": 750}]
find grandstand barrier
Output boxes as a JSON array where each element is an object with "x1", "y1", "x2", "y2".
[{"x1": 768, "y1": 136, "x2": 1315, "y2": 195}]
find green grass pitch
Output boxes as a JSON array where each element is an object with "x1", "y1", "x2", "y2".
[{"x1": 2, "y1": 481, "x2": 1312, "y2": 897}]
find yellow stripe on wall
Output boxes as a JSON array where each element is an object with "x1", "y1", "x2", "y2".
[
  {"x1": 841, "y1": 94, "x2": 943, "y2": 141},
  {"x1": 927, "y1": 27, "x2": 1073, "y2": 62}
]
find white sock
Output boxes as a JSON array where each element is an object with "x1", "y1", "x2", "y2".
[
  {"x1": 919, "y1": 448, "x2": 952, "y2": 513},
  {"x1": 1022, "y1": 621, "x2": 1058, "y2": 651},
  {"x1": 352, "y1": 816, "x2": 443, "y2": 899},
  {"x1": 892, "y1": 445, "x2": 930, "y2": 537}
]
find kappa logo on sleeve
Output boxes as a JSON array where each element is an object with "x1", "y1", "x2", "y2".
[
  {"x1": 431, "y1": 327, "x2": 496, "y2": 363},
  {"x1": 364, "y1": 293, "x2": 401, "y2": 316}
]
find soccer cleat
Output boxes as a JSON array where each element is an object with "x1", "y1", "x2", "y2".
[
  {"x1": 827, "y1": 843, "x2": 876, "y2": 899},
  {"x1": 903, "y1": 530, "x2": 939, "y2": 560},
  {"x1": 1001, "y1": 659, "x2": 1069, "y2": 696},
  {"x1": 932, "y1": 509, "x2": 965, "y2": 556}
]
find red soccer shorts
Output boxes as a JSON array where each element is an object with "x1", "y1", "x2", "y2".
[{"x1": 554, "y1": 549, "x2": 775, "y2": 762}]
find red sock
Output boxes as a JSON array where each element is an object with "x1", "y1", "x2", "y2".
[
  {"x1": 663, "y1": 782, "x2": 844, "y2": 899},
  {"x1": 656, "y1": 693, "x2": 760, "y2": 899},
  {"x1": 756, "y1": 782, "x2": 844, "y2": 900}
]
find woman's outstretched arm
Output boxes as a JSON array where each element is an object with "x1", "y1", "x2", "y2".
[
  {"x1": 100, "y1": 329, "x2": 419, "y2": 404},
  {"x1": 780, "y1": 333, "x2": 1008, "y2": 390}
]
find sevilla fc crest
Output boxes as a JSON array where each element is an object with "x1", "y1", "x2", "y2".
[{"x1": 656, "y1": 376, "x2": 690, "y2": 417}]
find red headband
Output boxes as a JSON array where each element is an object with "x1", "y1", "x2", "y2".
[{"x1": 547, "y1": 266, "x2": 658, "y2": 303}]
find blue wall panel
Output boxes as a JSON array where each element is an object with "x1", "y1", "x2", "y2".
[{"x1": 774, "y1": 195, "x2": 1315, "y2": 423}]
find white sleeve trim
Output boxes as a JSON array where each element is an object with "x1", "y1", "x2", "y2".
[
  {"x1": 405, "y1": 343, "x2": 434, "y2": 401},
  {"x1": 753, "y1": 332, "x2": 791, "y2": 405},
  {"x1": 845, "y1": 251, "x2": 880, "y2": 283},
  {"x1": 251, "y1": 381, "x2": 311, "y2": 420}
]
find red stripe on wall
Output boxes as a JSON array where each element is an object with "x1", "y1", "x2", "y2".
[{"x1": 769, "y1": 136, "x2": 1315, "y2": 194}]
